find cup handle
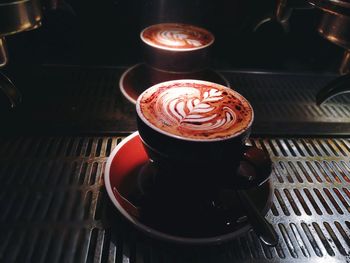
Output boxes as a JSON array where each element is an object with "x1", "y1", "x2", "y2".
[{"x1": 236, "y1": 146, "x2": 272, "y2": 188}]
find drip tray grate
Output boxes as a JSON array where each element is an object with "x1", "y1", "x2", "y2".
[
  {"x1": 2, "y1": 65, "x2": 350, "y2": 135},
  {"x1": 1, "y1": 135, "x2": 350, "y2": 262}
]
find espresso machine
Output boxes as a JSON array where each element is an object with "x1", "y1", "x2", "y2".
[
  {"x1": 1, "y1": 1, "x2": 350, "y2": 263},
  {"x1": 308, "y1": 0, "x2": 350, "y2": 103},
  {"x1": 0, "y1": 0, "x2": 41, "y2": 108},
  {"x1": 253, "y1": 0, "x2": 350, "y2": 105}
]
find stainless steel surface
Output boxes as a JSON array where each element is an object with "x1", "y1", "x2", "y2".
[
  {"x1": 0, "y1": 0, "x2": 41, "y2": 71},
  {"x1": 254, "y1": 0, "x2": 311, "y2": 33},
  {"x1": 0, "y1": 0, "x2": 42, "y2": 36},
  {"x1": 340, "y1": 50, "x2": 350, "y2": 75},
  {"x1": 309, "y1": 0, "x2": 350, "y2": 75},
  {"x1": 318, "y1": 11, "x2": 350, "y2": 49},
  {"x1": 0, "y1": 71, "x2": 22, "y2": 108},
  {"x1": 227, "y1": 71, "x2": 350, "y2": 135},
  {"x1": 275, "y1": 0, "x2": 291, "y2": 25},
  {"x1": 254, "y1": 0, "x2": 291, "y2": 33},
  {"x1": 315, "y1": 53, "x2": 350, "y2": 104},
  {"x1": 309, "y1": 0, "x2": 350, "y2": 16},
  {"x1": 315, "y1": 73, "x2": 350, "y2": 105},
  {"x1": 1, "y1": 135, "x2": 350, "y2": 262},
  {"x1": 3, "y1": 65, "x2": 350, "y2": 135},
  {"x1": 0, "y1": 37, "x2": 8, "y2": 67}
]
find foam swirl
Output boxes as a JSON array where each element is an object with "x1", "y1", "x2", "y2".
[
  {"x1": 156, "y1": 87, "x2": 236, "y2": 133},
  {"x1": 142, "y1": 23, "x2": 214, "y2": 50},
  {"x1": 139, "y1": 81, "x2": 253, "y2": 140},
  {"x1": 156, "y1": 30, "x2": 202, "y2": 48}
]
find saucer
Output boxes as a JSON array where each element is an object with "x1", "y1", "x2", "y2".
[
  {"x1": 105, "y1": 132, "x2": 273, "y2": 245},
  {"x1": 119, "y1": 63, "x2": 230, "y2": 104}
]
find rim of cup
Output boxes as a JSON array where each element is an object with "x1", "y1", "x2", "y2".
[
  {"x1": 136, "y1": 79, "x2": 254, "y2": 142},
  {"x1": 140, "y1": 23, "x2": 215, "y2": 52}
]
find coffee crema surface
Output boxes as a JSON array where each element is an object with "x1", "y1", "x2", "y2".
[
  {"x1": 137, "y1": 80, "x2": 253, "y2": 140},
  {"x1": 141, "y1": 23, "x2": 214, "y2": 51}
]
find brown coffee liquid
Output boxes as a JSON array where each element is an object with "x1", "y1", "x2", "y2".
[
  {"x1": 141, "y1": 23, "x2": 214, "y2": 50},
  {"x1": 138, "y1": 81, "x2": 253, "y2": 140}
]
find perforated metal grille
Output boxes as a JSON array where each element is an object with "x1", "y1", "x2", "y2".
[
  {"x1": 250, "y1": 137, "x2": 350, "y2": 263},
  {"x1": 0, "y1": 136, "x2": 120, "y2": 263},
  {"x1": 1, "y1": 135, "x2": 350, "y2": 262},
  {"x1": 2, "y1": 66, "x2": 350, "y2": 135},
  {"x1": 228, "y1": 72, "x2": 350, "y2": 135},
  {"x1": 229, "y1": 72, "x2": 350, "y2": 123}
]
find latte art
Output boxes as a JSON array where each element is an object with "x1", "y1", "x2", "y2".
[
  {"x1": 156, "y1": 30, "x2": 202, "y2": 48},
  {"x1": 158, "y1": 87, "x2": 236, "y2": 132},
  {"x1": 141, "y1": 23, "x2": 214, "y2": 51},
  {"x1": 138, "y1": 80, "x2": 253, "y2": 140}
]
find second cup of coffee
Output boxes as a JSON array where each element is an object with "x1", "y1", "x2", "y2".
[{"x1": 140, "y1": 23, "x2": 214, "y2": 73}]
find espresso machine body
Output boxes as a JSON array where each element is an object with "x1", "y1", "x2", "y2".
[{"x1": 2, "y1": 1, "x2": 350, "y2": 263}]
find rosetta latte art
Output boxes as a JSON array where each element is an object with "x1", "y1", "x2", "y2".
[
  {"x1": 141, "y1": 23, "x2": 213, "y2": 50},
  {"x1": 156, "y1": 30, "x2": 202, "y2": 48},
  {"x1": 157, "y1": 87, "x2": 236, "y2": 132},
  {"x1": 139, "y1": 81, "x2": 253, "y2": 140}
]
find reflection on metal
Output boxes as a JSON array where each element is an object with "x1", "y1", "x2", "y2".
[
  {"x1": 0, "y1": 39, "x2": 21, "y2": 109},
  {"x1": 314, "y1": 9, "x2": 350, "y2": 103},
  {"x1": 0, "y1": 0, "x2": 42, "y2": 108},
  {"x1": 275, "y1": 0, "x2": 292, "y2": 31},
  {"x1": 0, "y1": 37, "x2": 8, "y2": 67},
  {"x1": 254, "y1": 0, "x2": 311, "y2": 33},
  {"x1": 312, "y1": 4, "x2": 350, "y2": 104},
  {"x1": 0, "y1": 0, "x2": 42, "y2": 67},
  {"x1": 0, "y1": 0, "x2": 42, "y2": 36},
  {"x1": 0, "y1": 71, "x2": 22, "y2": 108},
  {"x1": 340, "y1": 50, "x2": 350, "y2": 75},
  {"x1": 308, "y1": 0, "x2": 350, "y2": 16},
  {"x1": 309, "y1": 0, "x2": 350, "y2": 75},
  {"x1": 1, "y1": 135, "x2": 350, "y2": 261},
  {"x1": 318, "y1": 11, "x2": 350, "y2": 49},
  {"x1": 316, "y1": 73, "x2": 350, "y2": 105}
]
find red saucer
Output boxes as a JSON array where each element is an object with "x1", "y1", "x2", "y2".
[
  {"x1": 119, "y1": 64, "x2": 230, "y2": 104},
  {"x1": 105, "y1": 132, "x2": 273, "y2": 245}
]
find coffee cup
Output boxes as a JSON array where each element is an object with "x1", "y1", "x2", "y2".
[
  {"x1": 136, "y1": 79, "x2": 271, "y2": 204},
  {"x1": 140, "y1": 23, "x2": 214, "y2": 73}
]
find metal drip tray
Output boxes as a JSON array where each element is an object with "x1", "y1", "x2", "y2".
[
  {"x1": 1, "y1": 65, "x2": 350, "y2": 135},
  {"x1": 1, "y1": 135, "x2": 350, "y2": 262}
]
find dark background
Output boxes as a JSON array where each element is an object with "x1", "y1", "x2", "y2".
[{"x1": 4, "y1": 0, "x2": 345, "y2": 72}]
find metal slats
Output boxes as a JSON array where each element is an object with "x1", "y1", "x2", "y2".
[
  {"x1": 225, "y1": 72, "x2": 350, "y2": 135},
  {"x1": 251, "y1": 137, "x2": 350, "y2": 262},
  {"x1": 0, "y1": 136, "x2": 119, "y2": 263},
  {"x1": 1, "y1": 136, "x2": 350, "y2": 262},
  {"x1": 2, "y1": 66, "x2": 350, "y2": 135}
]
